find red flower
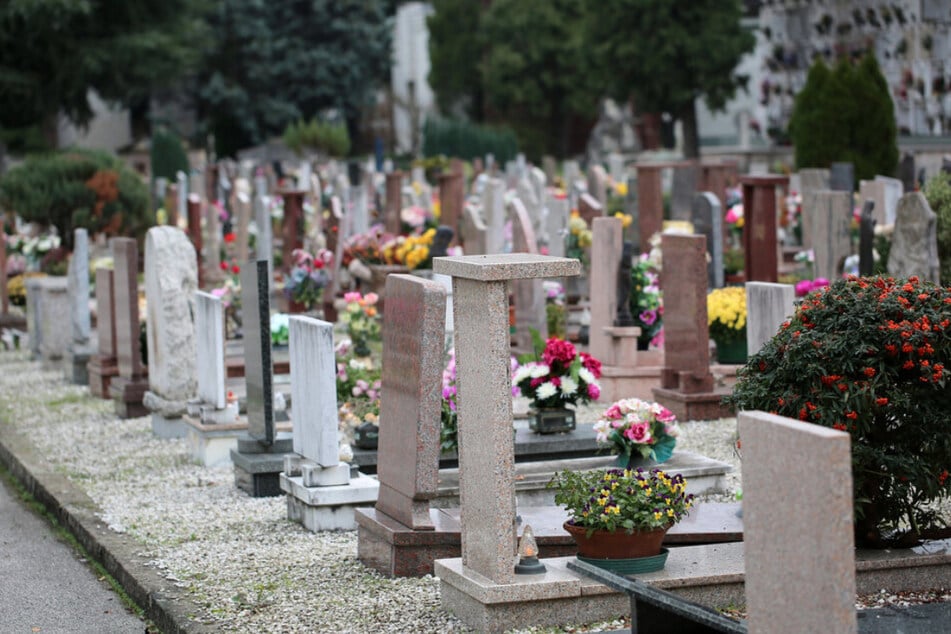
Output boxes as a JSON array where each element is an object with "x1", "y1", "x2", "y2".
[
  {"x1": 580, "y1": 352, "x2": 602, "y2": 378},
  {"x1": 224, "y1": 232, "x2": 236, "y2": 243},
  {"x1": 845, "y1": 411, "x2": 858, "y2": 420},
  {"x1": 863, "y1": 367, "x2": 876, "y2": 378},
  {"x1": 542, "y1": 338, "x2": 577, "y2": 366},
  {"x1": 833, "y1": 422, "x2": 847, "y2": 431},
  {"x1": 220, "y1": 261, "x2": 228, "y2": 271},
  {"x1": 875, "y1": 397, "x2": 889, "y2": 406},
  {"x1": 231, "y1": 264, "x2": 240, "y2": 274}
]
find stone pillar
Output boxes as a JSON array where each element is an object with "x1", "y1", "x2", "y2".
[
  {"x1": 280, "y1": 190, "x2": 306, "y2": 273},
  {"x1": 108, "y1": 237, "x2": 149, "y2": 418},
  {"x1": 741, "y1": 175, "x2": 788, "y2": 283},
  {"x1": 636, "y1": 164, "x2": 664, "y2": 254},
  {"x1": 433, "y1": 254, "x2": 580, "y2": 585},
  {"x1": 589, "y1": 217, "x2": 624, "y2": 363},
  {"x1": 87, "y1": 267, "x2": 118, "y2": 398},
  {"x1": 384, "y1": 171, "x2": 403, "y2": 235},
  {"x1": 438, "y1": 172, "x2": 464, "y2": 245},
  {"x1": 66, "y1": 229, "x2": 92, "y2": 383}
]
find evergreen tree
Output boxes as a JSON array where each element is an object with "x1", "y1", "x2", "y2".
[
  {"x1": 427, "y1": 0, "x2": 484, "y2": 120},
  {"x1": 789, "y1": 59, "x2": 835, "y2": 170}
]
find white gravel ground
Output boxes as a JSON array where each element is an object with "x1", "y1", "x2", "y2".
[{"x1": 0, "y1": 351, "x2": 758, "y2": 632}]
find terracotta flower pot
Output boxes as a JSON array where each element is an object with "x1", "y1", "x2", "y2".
[{"x1": 563, "y1": 522, "x2": 668, "y2": 559}]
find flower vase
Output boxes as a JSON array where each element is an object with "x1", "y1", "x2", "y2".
[
  {"x1": 354, "y1": 421, "x2": 380, "y2": 450},
  {"x1": 563, "y1": 522, "x2": 670, "y2": 574},
  {"x1": 715, "y1": 337, "x2": 748, "y2": 364},
  {"x1": 288, "y1": 299, "x2": 308, "y2": 314},
  {"x1": 614, "y1": 452, "x2": 651, "y2": 471},
  {"x1": 530, "y1": 407, "x2": 576, "y2": 434}
]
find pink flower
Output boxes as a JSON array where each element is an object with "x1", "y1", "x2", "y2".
[
  {"x1": 364, "y1": 292, "x2": 379, "y2": 305},
  {"x1": 587, "y1": 383, "x2": 601, "y2": 400},
  {"x1": 542, "y1": 338, "x2": 577, "y2": 365},
  {"x1": 623, "y1": 421, "x2": 652, "y2": 444},
  {"x1": 344, "y1": 291, "x2": 362, "y2": 303},
  {"x1": 656, "y1": 407, "x2": 676, "y2": 423},
  {"x1": 603, "y1": 403, "x2": 622, "y2": 419},
  {"x1": 580, "y1": 352, "x2": 602, "y2": 379}
]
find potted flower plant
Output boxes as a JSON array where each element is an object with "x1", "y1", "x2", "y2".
[
  {"x1": 707, "y1": 286, "x2": 747, "y2": 363},
  {"x1": 513, "y1": 335, "x2": 602, "y2": 434},
  {"x1": 628, "y1": 254, "x2": 663, "y2": 350},
  {"x1": 340, "y1": 291, "x2": 381, "y2": 358},
  {"x1": 549, "y1": 467, "x2": 693, "y2": 571},
  {"x1": 284, "y1": 248, "x2": 332, "y2": 312},
  {"x1": 593, "y1": 398, "x2": 680, "y2": 469}
]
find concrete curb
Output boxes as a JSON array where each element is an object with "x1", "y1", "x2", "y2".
[{"x1": 0, "y1": 422, "x2": 215, "y2": 634}]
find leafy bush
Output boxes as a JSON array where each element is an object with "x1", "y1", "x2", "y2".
[
  {"x1": 150, "y1": 126, "x2": 189, "y2": 182},
  {"x1": 727, "y1": 276, "x2": 951, "y2": 547},
  {"x1": 922, "y1": 172, "x2": 951, "y2": 285},
  {"x1": 422, "y1": 117, "x2": 518, "y2": 163},
  {"x1": 283, "y1": 118, "x2": 350, "y2": 157},
  {"x1": 0, "y1": 149, "x2": 151, "y2": 249}
]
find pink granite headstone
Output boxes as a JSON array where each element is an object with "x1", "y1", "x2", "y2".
[
  {"x1": 375, "y1": 274, "x2": 447, "y2": 529},
  {"x1": 636, "y1": 164, "x2": 664, "y2": 254},
  {"x1": 384, "y1": 171, "x2": 403, "y2": 235},
  {"x1": 510, "y1": 199, "x2": 545, "y2": 351},
  {"x1": 279, "y1": 190, "x2": 306, "y2": 273},
  {"x1": 578, "y1": 193, "x2": 603, "y2": 226},
  {"x1": 741, "y1": 175, "x2": 788, "y2": 283},
  {"x1": 438, "y1": 172, "x2": 464, "y2": 245},
  {"x1": 589, "y1": 217, "x2": 624, "y2": 363}
]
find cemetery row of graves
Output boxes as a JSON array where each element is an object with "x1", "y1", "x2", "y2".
[{"x1": 1, "y1": 151, "x2": 951, "y2": 632}]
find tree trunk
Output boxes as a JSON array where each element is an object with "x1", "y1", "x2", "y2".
[{"x1": 679, "y1": 101, "x2": 700, "y2": 159}]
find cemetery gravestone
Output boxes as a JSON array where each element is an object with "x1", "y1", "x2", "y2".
[
  {"x1": 0, "y1": 233, "x2": 6, "y2": 319},
  {"x1": 25, "y1": 277, "x2": 43, "y2": 358},
  {"x1": 460, "y1": 204, "x2": 488, "y2": 256},
  {"x1": 859, "y1": 180, "x2": 887, "y2": 227},
  {"x1": 66, "y1": 228, "x2": 93, "y2": 383},
  {"x1": 545, "y1": 194, "x2": 569, "y2": 259},
  {"x1": 859, "y1": 200, "x2": 875, "y2": 276},
  {"x1": 143, "y1": 227, "x2": 198, "y2": 438},
  {"x1": 829, "y1": 162, "x2": 854, "y2": 195},
  {"x1": 874, "y1": 175, "x2": 903, "y2": 226},
  {"x1": 38, "y1": 277, "x2": 70, "y2": 370},
  {"x1": 231, "y1": 260, "x2": 294, "y2": 497},
  {"x1": 587, "y1": 164, "x2": 608, "y2": 206},
  {"x1": 439, "y1": 172, "x2": 464, "y2": 245},
  {"x1": 740, "y1": 411, "x2": 857, "y2": 634},
  {"x1": 811, "y1": 191, "x2": 852, "y2": 282},
  {"x1": 384, "y1": 171, "x2": 403, "y2": 235},
  {"x1": 887, "y1": 192, "x2": 940, "y2": 283},
  {"x1": 741, "y1": 175, "x2": 787, "y2": 283},
  {"x1": 87, "y1": 267, "x2": 118, "y2": 398},
  {"x1": 108, "y1": 238, "x2": 149, "y2": 419},
  {"x1": 589, "y1": 217, "x2": 624, "y2": 363},
  {"x1": 176, "y1": 171, "x2": 187, "y2": 228},
  {"x1": 670, "y1": 163, "x2": 700, "y2": 221},
  {"x1": 578, "y1": 193, "x2": 603, "y2": 227},
  {"x1": 279, "y1": 190, "x2": 306, "y2": 273},
  {"x1": 745, "y1": 282, "x2": 796, "y2": 357},
  {"x1": 483, "y1": 178, "x2": 506, "y2": 255},
  {"x1": 254, "y1": 192, "x2": 273, "y2": 288},
  {"x1": 635, "y1": 164, "x2": 664, "y2": 254},
  {"x1": 510, "y1": 199, "x2": 546, "y2": 352},
  {"x1": 798, "y1": 168, "x2": 830, "y2": 249},
  {"x1": 899, "y1": 154, "x2": 916, "y2": 192},
  {"x1": 234, "y1": 180, "x2": 252, "y2": 264},
  {"x1": 691, "y1": 193, "x2": 724, "y2": 289}
]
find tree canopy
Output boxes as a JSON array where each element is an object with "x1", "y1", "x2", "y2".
[
  {"x1": 585, "y1": 0, "x2": 755, "y2": 158},
  {"x1": 0, "y1": 0, "x2": 203, "y2": 148},
  {"x1": 199, "y1": 0, "x2": 392, "y2": 157}
]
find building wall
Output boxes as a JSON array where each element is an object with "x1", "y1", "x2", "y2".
[{"x1": 57, "y1": 90, "x2": 132, "y2": 151}]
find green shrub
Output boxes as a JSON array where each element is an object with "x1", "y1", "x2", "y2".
[
  {"x1": 726, "y1": 276, "x2": 951, "y2": 548},
  {"x1": 149, "y1": 126, "x2": 189, "y2": 182},
  {"x1": 922, "y1": 172, "x2": 951, "y2": 285},
  {"x1": 283, "y1": 118, "x2": 350, "y2": 157},
  {"x1": 0, "y1": 149, "x2": 151, "y2": 249},
  {"x1": 422, "y1": 117, "x2": 518, "y2": 163}
]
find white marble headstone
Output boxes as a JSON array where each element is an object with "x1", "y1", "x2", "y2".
[
  {"x1": 68, "y1": 228, "x2": 91, "y2": 346},
  {"x1": 289, "y1": 317, "x2": 339, "y2": 467},
  {"x1": 195, "y1": 291, "x2": 226, "y2": 408}
]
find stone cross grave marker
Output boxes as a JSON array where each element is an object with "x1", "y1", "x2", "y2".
[
  {"x1": 887, "y1": 192, "x2": 940, "y2": 283},
  {"x1": 432, "y1": 253, "x2": 580, "y2": 585},
  {"x1": 241, "y1": 260, "x2": 275, "y2": 445},
  {"x1": 740, "y1": 411, "x2": 856, "y2": 634},
  {"x1": 691, "y1": 192, "x2": 724, "y2": 289},
  {"x1": 143, "y1": 227, "x2": 198, "y2": 435},
  {"x1": 810, "y1": 191, "x2": 852, "y2": 281},
  {"x1": 374, "y1": 274, "x2": 447, "y2": 529},
  {"x1": 745, "y1": 282, "x2": 796, "y2": 357}
]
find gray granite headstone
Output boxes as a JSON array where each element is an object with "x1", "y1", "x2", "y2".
[
  {"x1": 874, "y1": 175, "x2": 903, "y2": 225},
  {"x1": 195, "y1": 291, "x2": 226, "y2": 409},
  {"x1": 289, "y1": 316, "x2": 338, "y2": 467},
  {"x1": 670, "y1": 164, "x2": 700, "y2": 221},
  {"x1": 254, "y1": 194, "x2": 273, "y2": 288},
  {"x1": 745, "y1": 282, "x2": 796, "y2": 356},
  {"x1": 829, "y1": 162, "x2": 854, "y2": 195},
  {"x1": 545, "y1": 194, "x2": 569, "y2": 259},
  {"x1": 68, "y1": 229, "x2": 91, "y2": 347},
  {"x1": 740, "y1": 411, "x2": 856, "y2": 633},
  {"x1": 240, "y1": 260, "x2": 274, "y2": 445},
  {"x1": 483, "y1": 178, "x2": 506, "y2": 255},
  {"x1": 887, "y1": 192, "x2": 940, "y2": 283},
  {"x1": 38, "y1": 277, "x2": 70, "y2": 365},
  {"x1": 798, "y1": 169, "x2": 830, "y2": 249},
  {"x1": 25, "y1": 277, "x2": 44, "y2": 358},
  {"x1": 691, "y1": 192, "x2": 724, "y2": 288},
  {"x1": 460, "y1": 204, "x2": 487, "y2": 256},
  {"x1": 811, "y1": 191, "x2": 853, "y2": 282},
  {"x1": 899, "y1": 154, "x2": 916, "y2": 192},
  {"x1": 859, "y1": 200, "x2": 876, "y2": 276}
]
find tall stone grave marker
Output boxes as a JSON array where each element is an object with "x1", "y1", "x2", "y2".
[
  {"x1": 230, "y1": 260, "x2": 294, "y2": 496},
  {"x1": 829, "y1": 162, "x2": 854, "y2": 195},
  {"x1": 234, "y1": 179, "x2": 252, "y2": 264},
  {"x1": 108, "y1": 238, "x2": 149, "y2": 418},
  {"x1": 432, "y1": 254, "x2": 580, "y2": 589},
  {"x1": 143, "y1": 227, "x2": 198, "y2": 438},
  {"x1": 176, "y1": 171, "x2": 188, "y2": 228},
  {"x1": 587, "y1": 163, "x2": 608, "y2": 205},
  {"x1": 887, "y1": 192, "x2": 940, "y2": 283},
  {"x1": 859, "y1": 179, "x2": 887, "y2": 227},
  {"x1": 691, "y1": 192, "x2": 724, "y2": 288},
  {"x1": 670, "y1": 163, "x2": 700, "y2": 221},
  {"x1": 356, "y1": 275, "x2": 448, "y2": 571},
  {"x1": 635, "y1": 164, "x2": 664, "y2": 254},
  {"x1": 545, "y1": 193, "x2": 569, "y2": 259},
  {"x1": 874, "y1": 175, "x2": 903, "y2": 225},
  {"x1": 510, "y1": 199, "x2": 546, "y2": 352},
  {"x1": 578, "y1": 192, "x2": 603, "y2": 226},
  {"x1": 859, "y1": 200, "x2": 876, "y2": 276},
  {"x1": 439, "y1": 171, "x2": 464, "y2": 245},
  {"x1": 281, "y1": 316, "x2": 379, "y2": 530},
  {"x1": 741, "y1": 175, "x2": 787, "y2": 283},
  {"x1": 87, "y1": 267, "x2": 118, "y2": 398},
  {"x1": 745, "y1": 282, "x2": 796, "y2": 356},
  {"x1": 798, "y1": 168, "x2": 830, "y2": 249},
  {"x1": 652, "y1": 234, "x2": 727, "y2": 422},
  {"x1": 589, "y1": 217, "x2": 624, "y2": 363},
  {"x1": 25, "y1": 277, "x2": 43, "y2": 358},
  {"x1": 460, "y1": 203, "x2": 487, "y2": 256},
  {"x1": 740, "y1": 411, "x2": 856, "y2": 634},
  {"x1": 253, "y1": 192, "x2": 273, "y2": 288},
  {"x1": 66, "y1": 229, "x2": 93, "y2": 383},
  {"x1": 899, "y1": 154, "x2": 916, "y2": 192},
  {"x1": 483, "y1": 178, "x2": 506, "y2": 255},
  {"x1": 279, "y1": 189, "x2": 305, "y2": 273},
  {"x1": 810, "y1": 191, "x2": 852, "y2": 281},
  {"x1": 384, "y1": 170, "x2": 403, "y2": 234},
  {"x1": 37, "y1": 277, "x2": 70, "y2": 370}
]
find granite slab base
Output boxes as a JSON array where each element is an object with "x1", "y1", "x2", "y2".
[
  {"x1": 151, "y1": 414, "x2": 188, "y2": 439},
  {"x1": 184, "y1": 415, "x2": 292, "y2": 468},
  {"x1": 108, "y1": 376, "x2": 149, "y2": 419},
  {"x1": 281, "y1": 472, "x2": 380, "y2": 531},
  {"x1": 86, "y1": 356, "x2": 118, "y2": 399},
  {"x1": 601, "y1": 364, "x2": 739, "y2": 404},
  {"x1": 230, "y1": 433, "x2": 295, "y2": 497},
  {"x1": 66, "y1": 348, "x2": 91, "y2": 385},
  {"x1": 651, "y1": 387, "x2": 734, "y2": 422},
  {"x1": 356, "y1": 502, "x2": 743, "y2": 578}
]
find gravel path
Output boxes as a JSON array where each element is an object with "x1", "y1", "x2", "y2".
[{"x1": 0, "y1": 350, "x2": 737, "y2": 633}]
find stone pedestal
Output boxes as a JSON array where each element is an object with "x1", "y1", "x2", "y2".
[
  {"x1": 87, "y1": 354, "x2": 118, "y2": 398},
  {"x1": 281, "y1": 469, "x2": 379, "y2": 531},
  {"x1": 109, "y1": 375, "x2": 150, "y2": 419},
  {"x1": 231, "y1": 434, "x2": 296, "y2": 497}
]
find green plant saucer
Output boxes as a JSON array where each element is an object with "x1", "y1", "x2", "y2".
[{"x1": 576, "y1": 548, "x2": 669, "y2": 575}]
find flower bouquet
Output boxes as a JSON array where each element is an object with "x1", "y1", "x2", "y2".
[
  {"x1": 629, "y1": 254, "x2": 663, "y2": 349},
  {"x1": 707, "y1": 286, "x2": 747, "y2": 363},
  {"x1": 340, "y1": 291, "x2": 381, "y2": 357},
  {"x1": 513, "y1": 335, "x2": 601, "y2": 433},
  {"x1": 593, "y1": 398, "x2": 680, "y2": 466},
  {"x1": 285, "y1": 248, "x2": 332, "y2": 311}
]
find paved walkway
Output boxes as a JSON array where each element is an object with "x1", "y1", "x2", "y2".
[{"x1": 0, "y1": 474, "x2": 146, "y2": 633}]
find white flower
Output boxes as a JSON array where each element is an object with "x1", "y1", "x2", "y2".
[
  {"x1": 338, "y1": 444, "x2": 354, "y2": 463},
  {"x1": 592, "y1": 419, "x2": 610, "y2": 443},
  {"x1": 578, "y1": 368, "x2": 595, "y2": 384},
  {"x1": 559, "y1": 377, "x2": 578, "y2": 395},
  {"x1": 513, "y1": 365, "x2": 534, "y2": 384},
  {"x1": 536, "y1": 382, "x2": 557, "y2": 400},
  {"x1": 529, "y1": 364, "x2": 550, "y2": 379},
  {"x1": 349, "y1": 359, "x2": 367, "y2": 370}
]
